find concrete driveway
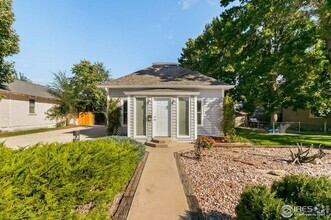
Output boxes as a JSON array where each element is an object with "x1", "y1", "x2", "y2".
[{"x1": 0, "y1": 125, "x2": 107, "y2": 149}]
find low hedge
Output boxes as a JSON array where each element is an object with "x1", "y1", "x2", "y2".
[
  {"x1": 235, "y1": 185, "x2": 285, "y2": 220},
  {"x1": 106, "y1": 136, "x2": 145, "y2": 160},
  {"x1": 0, "y1": 138, "x2": 143, "y2": 219},
  {"x1": 272, "y1": 175, "x2": 331, "y2": 207},
  {"x1": 236, "y1": 175, "x2": 331, "y2": 220}
]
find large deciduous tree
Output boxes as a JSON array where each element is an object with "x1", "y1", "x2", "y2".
[
  {"x1": 179, "y1": 0, "x2": 331, "y2": 121},
  {"x1": 47, "y1": 71, "x2": 76, "y2": 121},
  {"x1": 47, "y1": 60, "x2": 110, "y2": 121},
  {"x1": 0, "y1": 0, "x2": 19, "y2": 85},
  {"x1": 71, "y1": 60, "x2": 109, "y2": 113}
]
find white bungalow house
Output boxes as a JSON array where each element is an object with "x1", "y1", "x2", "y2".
[
  {"x1": 0, "y1": 80, "x2": 58, "y2": 132},
  {"x1": 99, "y1": 63, "x2": 234, "y2": 143}
]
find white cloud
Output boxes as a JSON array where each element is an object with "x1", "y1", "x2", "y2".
[
  {"x1": 178, "y1": 0, "x2": 198, "y2": 10},
  {"x1": 167, "y1": 34, "x2": 173, "y2": 40}
]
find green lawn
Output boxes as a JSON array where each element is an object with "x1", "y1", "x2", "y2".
[
  {"x1": 236, "y1": 128, "x2": 331, "y2": 147},
  {"x1": 0, "y1": 126, "x2": 79, "y2": 138}
]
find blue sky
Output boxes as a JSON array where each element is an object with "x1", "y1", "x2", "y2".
[{"x1": 11, "y1": 0, "x2": 224, "y2": 85}]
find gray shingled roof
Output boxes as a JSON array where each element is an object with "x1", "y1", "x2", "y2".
[
  {"x1": 0, "y1": 80, "x2": 55, "y2": 99},
  {"x1": 102, "y1": 64, "x2": 229, "y2": 87}
]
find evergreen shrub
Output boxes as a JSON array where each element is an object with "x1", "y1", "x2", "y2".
[
  {"x1": 236, "y1": 175, "x2": 331, "y2": 220},
  {"x1": 0, "y1": 138, "x2": 142, "y2": 219}
]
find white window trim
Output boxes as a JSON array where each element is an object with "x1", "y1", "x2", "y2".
[
  {"x1": 28, "y1": 98, "x2": 36, "y2": 115},
  {"x1": 133, "y1": 96, "x2": 148, "y2": 139},
  {"x1": 177, "y1": 96, "x2": 191, "y2": 138},
  {"x1": 127, "y1": 96, "x2": 131, "y2": 137},
  {"x1": 197, "y1": 98, "x2": 204, "y2": 127},
  {"x1": 121, "y1": 98, "x2": 128, "y2": 127}
]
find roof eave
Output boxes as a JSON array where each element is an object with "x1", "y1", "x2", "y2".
[
  {"x1": 98, "y1": 85, "x2": 235, "y2": 90},
  {"x1": 0, "y1": 90, "x2": 58, "y2": 101}
]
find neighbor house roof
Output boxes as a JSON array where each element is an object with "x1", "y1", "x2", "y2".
[
  {"x1": 0, "y1": 80, "x2": 56, "y2": 100},
  {"x1": 99, "y1": 63, "x2": 234, "y2": 89}
]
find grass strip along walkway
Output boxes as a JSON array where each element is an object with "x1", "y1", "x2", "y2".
[{"x1": 0, "y1": 126, "x2": 81, "y2": 138}]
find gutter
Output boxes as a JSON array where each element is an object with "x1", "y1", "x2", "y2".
[
  {"x1": 0, "y1": 91, "x2": 58, "y2": 102},
  {"x1": 97, "y1": 85, "x2": 235, "y2": 90}
]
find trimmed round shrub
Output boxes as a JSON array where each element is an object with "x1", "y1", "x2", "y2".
[
  {"x1": 235, "y1": 185, "x2": 285, "y2": 220},
  {"x1": 271, "y1": 175, "x2": 331, "y2": 207},
  {"x1": 236, "y1": 175, "x2": 331, "y2": 220}
]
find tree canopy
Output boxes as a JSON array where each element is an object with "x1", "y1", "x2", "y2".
[
  {"x1": 0, "y1": 0, "x2": 19, "y2": 85},
  {"x1": 71, "y1": 60, "x2": 109, "y2": 113},
  {"x1": 179, "y1": 0, "x2": 331, "y2": 119},
  {"x1": 47, "y1": 60, "x2": 110, "y2": 121},
  {"x1": 47, "y1": 71, "x2": 76, "y2": 120},
  {"x1": 14, "y1": 72, "x2": 32, "y2": 82}
]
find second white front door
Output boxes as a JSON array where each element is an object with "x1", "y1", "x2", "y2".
[{"x1": 153, "y1": 98, "x2": 170, "y2": 136}]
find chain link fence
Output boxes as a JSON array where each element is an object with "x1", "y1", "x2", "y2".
[{"x1": 243, "y1": 121, "x2": 330, "y2": 134}]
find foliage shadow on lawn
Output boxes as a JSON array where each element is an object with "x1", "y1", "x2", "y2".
[{"x1": 236, "y1": 128, "x2": 331, "y2": 147}]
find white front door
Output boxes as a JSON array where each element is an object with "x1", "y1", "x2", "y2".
[{"x1": 153, "y1": 98, "x2": 170, "y2": 137}]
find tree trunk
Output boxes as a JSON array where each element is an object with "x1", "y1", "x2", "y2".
[
  {"x1": 327, "y1": 38, "x2": 331, "y2": 64},
  {"x1": 321, "y1": 3, "x2": 331, "y2": 64},
  {"x1": 328, "y1": 39, "x2": 331, "y2": 82},
  {"x1": 270, "y1": 80, "x2": 278, "y2": 122}
]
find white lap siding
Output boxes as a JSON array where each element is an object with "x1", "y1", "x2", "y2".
[
  {"x1": 190, "y1": 96, "x2": 196, "y2": 140},
  {"x1": 146, "y1": 97, "x2": 153, "y2": 139},
  {"x1": 128, "y1": 96, "x2": 134, "y2": 138},
  {"x1": 108, "y1": 88, "x2": 224, "y2": 140},
  {"x1": 0, "y1": 94, "x2": 57, "y2": 132},
  {"x1": 171, "y1": 97, "x2": 177, "y2": 139},
  {"x1": 197, "y1": 90, "x2": 223, "y2": 136}
]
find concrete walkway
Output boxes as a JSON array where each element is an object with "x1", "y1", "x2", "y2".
[
  {"x1": 0, "y1": 126, "x2": 107, "y2": 149},
  {"x1": 127, "y1": 143, "x2": 193, "y2": 220}
]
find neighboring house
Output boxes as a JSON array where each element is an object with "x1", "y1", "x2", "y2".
[
  {"x1": 282, "y1": 108, "x2": 331, "y2": 132},
  {"x1": 235, "y1": 111, "x2": 248, "y2": 127},
  {"x1": 99, "y1": 63, "x2": 234, "y2": 142},
  {"x1": 0, "y1": 80, "x2": 58, "y2": 132}
]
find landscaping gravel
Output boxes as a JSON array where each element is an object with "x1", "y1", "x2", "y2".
[{"x1": 179, "y1": 147, "x2": 331, "y2": 219}]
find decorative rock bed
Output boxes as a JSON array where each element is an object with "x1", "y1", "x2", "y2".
[{"x1": 179, "y1": 147, "x2": 331, "y2": 219}]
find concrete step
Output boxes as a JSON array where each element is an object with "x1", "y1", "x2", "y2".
[
  {"x1": 151, "y1": 137, "x2": 173, "y2": 144},
  {"x1": 145, "y1": 141, "x2": 168, "y2": 148}
]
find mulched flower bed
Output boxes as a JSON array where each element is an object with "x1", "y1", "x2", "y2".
[{"x1": 179, "y1": 147, "x2": 331, "y2": 219}]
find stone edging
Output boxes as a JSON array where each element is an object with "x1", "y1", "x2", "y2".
[
  {"x1": 213, "y1": 142, "x2": 253, "y2": 147},
  {"x1": 214, "y1": 145, "x2": 331, "y2": 150},
  {"x1": 174, "y1": 152, "x2": 204, "y2": 220},
  {"x1": 112, "y1": 152, "x2": 149, "y2": 220}
]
